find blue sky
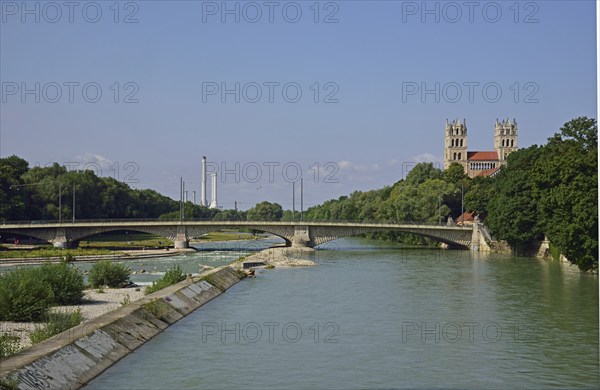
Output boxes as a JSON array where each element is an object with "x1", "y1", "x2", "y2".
[{"x1": 1, "y1": 0, "x2": 596, "y2": 210}]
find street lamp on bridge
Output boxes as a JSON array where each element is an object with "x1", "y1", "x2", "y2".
[{"x1": 9, "y1": 180, "x2": 73, "y2": 223}]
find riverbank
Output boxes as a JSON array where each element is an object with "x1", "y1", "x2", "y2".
[
  {"x1": 0, "y1": 288, "x2": 146, "y2": 351},
  {"x1": 0, "y1": 248, "x2": 197, "y2": 267},
  {"x1": 231, "y1": 246, "x2": 318, "y2": 269},
  {"x1": 0, "y1": 235, "x2": 274, "y2": 267},
  {"x1": 0, "y1": 266, "x2": 245, "y2": 389}
]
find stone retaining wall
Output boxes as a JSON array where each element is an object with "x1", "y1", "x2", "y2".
[{"x1": 0, "y1": 266, "x2": 245, "y2": 390}]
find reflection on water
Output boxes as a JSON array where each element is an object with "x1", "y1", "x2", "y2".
[{"x1": 44, "y1": 238, "x2": 600, "y2": 388}]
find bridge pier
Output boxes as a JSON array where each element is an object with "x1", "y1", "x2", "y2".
[
  {"x1": 50, "y1": 228, "x2": 78, "y2": 248},
  {"x1": 470, "y1": 222, "x2": 491, "y2": 251},
  {"x1": 174, "y1": 227, "x2": 189, "y2": 249},
  {"x1": 174, "y1": 239, "x2": 189, "y2": 249},
  {"x1": 291, "y1": 226, "x2": 313, "y2": 248}
]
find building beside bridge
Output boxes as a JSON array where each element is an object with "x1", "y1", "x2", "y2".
[{"x1": 444, "y1": 118, "x2": 518, "y2": 178}]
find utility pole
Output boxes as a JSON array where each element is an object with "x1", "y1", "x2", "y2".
[
  {"x1": 438, "y1": 193, "x2": 441, "y2": 225},
  {"x1": 58, "y1": 181, "x2": 62, "y2": 223},
  {"x1": 183, "y1": 181, "x2": 186, "y2": 220},
  {"x1": 179, "y1": 177, "x2": 183, "y2": 221},
  {"x1": 292, "y1": 181, "x2": 295, "y2": 221},
  {"x1": 461, "y1": 185, "x2": 464, "y2": 225},
  {"x1": 300, "y1": 178, "x2": 304, "y2": 221},
  {"x1": 193, "y1": 191, "x2": 196, "y2": 205},
  {"x1": 72, "y1": 184, "x2": 75, "y2": 222}
]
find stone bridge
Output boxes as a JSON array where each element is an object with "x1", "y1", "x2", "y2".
[{"x1": 0, "y1": 221, "x2": 489, "y2": 250}]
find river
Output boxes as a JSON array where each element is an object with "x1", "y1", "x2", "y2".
[{"x1": 85, "y1": 237, "x2": 598, "y2": 389}]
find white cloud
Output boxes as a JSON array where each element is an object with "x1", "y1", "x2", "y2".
[
  {"x1": 73, "y1": 153, "x2": 114, "y2": 175},
  {"x1": 338, "y1": 160, "x2": 380, "y2": 173},
  {"x1": 412, "y1": 153, "x2": 441, "y2": 163}
]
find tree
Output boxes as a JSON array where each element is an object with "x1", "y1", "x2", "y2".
[
  {"x1": 534, "y1": 117, "x2": 598, "y2": 271},
  {"x1": 443, "y1": 162, "x2": 468, "y2": 184},
  {"x1": 464, "y1": 176, "x2": 494, "y2": 216},
  {"x1": 246, "y1": 201, "x2": 283, "y2": 221},
  {"x1": 405, "y1": 162, "x2": 442, "y2": 185},
  {"x1": 486, "y1": 145, "x2": 545, "y2": 247},
  {"x1": 0, "y1": 156, "x2": 29, "y2": 220}
]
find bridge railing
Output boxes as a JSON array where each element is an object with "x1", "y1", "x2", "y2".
[{"x1": 1, "y1": 218, "x2": 474, "y2": 229}]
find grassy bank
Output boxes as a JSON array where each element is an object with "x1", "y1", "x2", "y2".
[
  {"x1": 80, "y1": 232, "x2": 172, "y2": 249},
  {"x1": 0, "y1": 248, "x2": 116, "y2": 259},
  {"x1": 1, "y1": 231, "x2": 260, "y2": 259}
]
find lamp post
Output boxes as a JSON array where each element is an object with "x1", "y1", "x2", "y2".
[
  {"x1": 72, "y1": 184, "x2": 75, "y2": 222},
  {"x1": 58, "y1": 181, "x2": 62, "y2": 223},
  {"x1": 438, "y1": 193, "x2": 441, "y2": 225},
  {"x1": 300, "y1": 178, "x2": 304, "y2": 222},
  {"x1": 179, "y1": 177, "x2": 183, "y2": 221},
  {"x1": 9, "y1": 180, "x2": 66, "y2": 222},
  {"x1": 461, "y1": 185, "x2": 464, "y2": 225},
  {"x1": 292, "y1": 181, "x2": 295, "y2": 221}
]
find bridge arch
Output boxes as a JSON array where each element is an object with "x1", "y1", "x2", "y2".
[
  {"x1": 0, "y1": 222, "x2": 475, "y2": 250},
  {"x1": 310, "y1": 226, "x2": 470, "y2": 249}
]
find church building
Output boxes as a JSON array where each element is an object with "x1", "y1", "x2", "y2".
[{"x1": 444, "y1": 118, "x2": 518, "y2": 178}]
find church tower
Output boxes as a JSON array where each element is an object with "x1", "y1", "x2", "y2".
[
  {"x1": 494, "y1": 118, "x2": 518, "y2": 161},
  {"x1": 444, "y1": 118, "x2": 468, "y2": 170}
]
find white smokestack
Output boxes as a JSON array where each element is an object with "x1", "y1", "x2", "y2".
[
  {"x1": 209, "y1": 173, "x2": 218, "y2": 209},
  {"x1": 201, "y1": 156, "x2": 207, "y2": 207}
]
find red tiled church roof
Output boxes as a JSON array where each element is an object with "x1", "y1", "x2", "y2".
[{"x1": 467, "y1": 151, "x2": 499, "y2": 161}]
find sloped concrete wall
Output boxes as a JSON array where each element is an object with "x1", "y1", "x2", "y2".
[{"x1": 0, "y1": 267, "x2": 245, "y2": 390}]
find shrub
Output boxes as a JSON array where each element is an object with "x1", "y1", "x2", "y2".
[
  {"x1": 145, "y1": 265, "x2": 186, "y2": 294},
  {"x1": 88, "y1": 260, "x2": 130, "y2": 288},
  {"x1": 29, "y1": 309, "x2": 83, "y2": 344},
  {"x1": 144, "y1": 299, "x2": 171, "y2": 320},
  {"x1": 0, "y1": 334, "x2": 22, "y2": 359},
  {"x1": 0, "y1": 268, "x2": 54, "y2": 322},
  {"x1": 39, "y1": 263, "x2": 85, "y2": 305}
]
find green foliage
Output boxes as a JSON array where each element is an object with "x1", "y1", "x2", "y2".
[
  {"x1": 247, "y1": 201, "x2": 283, "y2": 221},
  {"x1": 145, "y1": 265, "x2": 186, "y2": 294},
  {"x1": 144, "y1": 299, "x2": 171, "y2": 320},
  {"x1": 0, "y1": 267, "x2": 54, "y2": 322},
  {"x1": 88, "y1": 260, "x2": 131, "y2": 288},
  {"x1": 534, "y1": 117, "x2": 598, "y2": 271},
  {"x1": 0, "y1": 155, "x2": 30, "y2": 220},
  {"x1": 442, "y1": 162, "x2": 469, "y2": 184},
  {"x1": 549, "y1": 242, "x2": 562, "y2": 261},
  {"x1": 486, "y1": 145, "x2": 545, "y2": 247},
  {"x1": 1, "y1": 156, "x2": 203, "y2": 221},
  {"x1": 38, "y1": 263, "x2": 85, "y2": 305},
  {"x1": 302, "y1": 162, "x2": 461, "y2": 245},
  {"x1": 29, "y1": 309, "x2": 83, "y2": 344},
  {"x1": 0, "y1": 263, "x2": 84, "y2": 321},
  {"x1": 405, "y1": 162, "x2": 442, "y2": 185},
  {"x1": 0, "y1": 376, "x2": 20, "y2": 390},
  {"x1": 0, "y1": 334, "x2": 22, "y2": 359},
  {"x1": 464, "y1": 176, "x2": 494, "y2": 215},
  {"x1": 0, "y1": 248, "x2": 114, "y2": 259},
  {"x1": 485, "y1": 117, "x2": 598, "y2": 271}
]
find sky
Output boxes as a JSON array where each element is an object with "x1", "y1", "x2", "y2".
[{"x1": 0, "y1": 0, "x2": 597, "y2": 211}]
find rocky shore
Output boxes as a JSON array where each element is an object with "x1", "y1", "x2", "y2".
[{"x1": 231, "y1": 246, "x2": 318, "y2": 269}]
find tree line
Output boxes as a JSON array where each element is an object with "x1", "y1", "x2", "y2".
[
  {"x1": 1, "y1": 117, "x2": 596, "y2": 270},
  {"x1": 301, "y1": 117, "x2": 598, "y2": 271}
]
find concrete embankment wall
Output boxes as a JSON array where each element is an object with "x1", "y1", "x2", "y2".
[{"x1": 0, "y1": 266, "x2": 245, "y2": 390}]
